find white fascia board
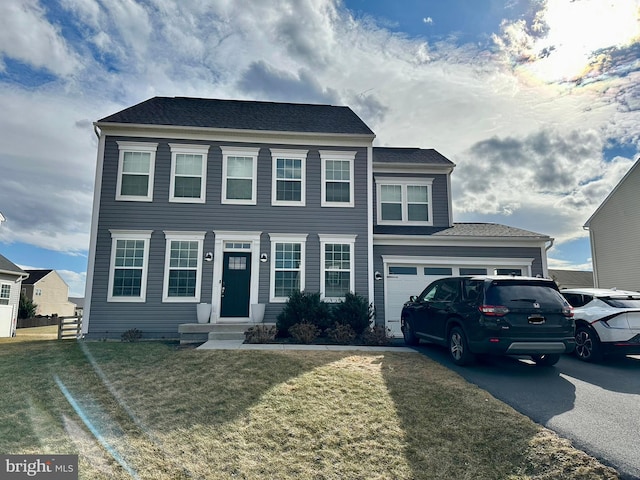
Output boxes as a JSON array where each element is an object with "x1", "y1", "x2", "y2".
[
  {"x1": 373, "y1": 234, "x2": 549, "y2": 248},
  {"x1": 372, "y1": 163, "x2": 454, "y2": 175},
  {"x1": 94, "y1": 123, "x2": 375, "y2": 147}
]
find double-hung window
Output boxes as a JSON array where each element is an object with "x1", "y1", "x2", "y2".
[
  {"x1": 169, "y1": 144, "x2": 209, "y2": 203},
  {"x1": 0, "y1": 284, "x2": 10, "y2": 305},
  {"x1": 320, "y1": 151, "x2": 355, "y2": 207},
  {"x1": 116, "y1": 142, "x2": 158, "y2": 201},
  {"x1": 376, "y1": 177, "x2": 434, "y2": 225},
  {"x1": 108, "y1": 230, "x2": 152, "y2": 302},
  {"x1": 269, "y1": 234, "x2": 307, "y2": 302},
  {"x1": 221, "y1": 146, "x2": 259, "y2": 205},
  {"x1": 163, "y1": 231, "x2": 205, "y2": 302},
  {"x1": 319, "y1": 234, "x2": 357, "y2": 300},
  {"x1": 271, "y1": 149, "x2": 307, "y2": 206}
]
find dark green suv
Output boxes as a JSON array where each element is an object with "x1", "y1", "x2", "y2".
[{"x1": 401, "y1": 276, "x2": 575, "y2": 366}]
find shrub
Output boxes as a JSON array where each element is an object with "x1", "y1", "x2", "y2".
[
  {"x1": 276, "y1": 291, "x2": 332, "y2": 335},
  {"x1": 360, "y1": 325, "x2": 392, "y2": 346},
  {"x1": 121, "y1": 328, "x2": 142, "y2": 342},
  {"x1": 18, "y1": 293, "x2": 37, "y2": 319},
  {"x1": 330, "y1": 292, "x2": 374, "y2": 334},
  {"x1": 326, "y1": 323, "x2": 357, "y2": 344},
  {"x1": 244, "y1": 325, "x2": 278, "y2": 344},
  {"x1": 289, "y1": 323, "x2": 319, "y2": 344}
]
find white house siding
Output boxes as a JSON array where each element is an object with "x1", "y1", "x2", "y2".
[
  {"x1": 0, "y1": 273, "x2": 22, "y2": 336},
  {"x1": 588, "y1": 162, "x2": 640, "y2": 291}
]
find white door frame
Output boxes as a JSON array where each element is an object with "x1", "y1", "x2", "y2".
[{"x1": 212, "y1": 231, "x2": 262, "y2": 322}]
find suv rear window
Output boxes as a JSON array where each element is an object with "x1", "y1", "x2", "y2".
[
  {"x1": 602, "y1": 297, "x2": 640, "y2": 308},
  {"x1": 486, "y1": 282, "x2": 564, "y2": 306}
]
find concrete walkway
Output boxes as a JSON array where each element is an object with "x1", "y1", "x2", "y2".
[{"x1": 197, "y1": 339, "x2": 417, "y2": 353}]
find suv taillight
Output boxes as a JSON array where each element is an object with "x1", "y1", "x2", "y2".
[
  {"x1": 563, "y1": 305, "x2": 574, "y2": 318},
  {"x1": 479, "y1": 305, "x2": 510, "y2": 317}
]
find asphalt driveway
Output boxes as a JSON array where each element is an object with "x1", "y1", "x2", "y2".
[{"x1": 414, "y1": 344, "x2": 640, "y2": 480}]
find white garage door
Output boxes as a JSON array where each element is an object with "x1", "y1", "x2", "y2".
[{"x1": 384, "y1": 263, "x2": 527, "y2": 337}]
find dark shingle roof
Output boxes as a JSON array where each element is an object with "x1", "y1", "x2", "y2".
[
  {"x1": 0, "y1": 254, "x2": 26, "y2": 276},
  {"x1": 549, "y1": 270, "x2": 594, "y2": 288},
  {"x1": 97, "y1": 96, "x2": 375, "y2": 136},
  {"x1": 23, "y1": 269, "x2": 53, "y2": 285},
  {"x1": 375, "y1": 222, "x2": 550, "y2": 238},
  {"x1": 373, "y1": 147, "x2": 454, "y2": 166}
]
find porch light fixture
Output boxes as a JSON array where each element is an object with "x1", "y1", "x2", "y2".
[
  {"x1": 204, "y1": 252, "x2": 213, "y2": 262},
  {"x1": 260, "y1": 253, "x2": 268, "y2": 263},
  {"x1": 374, "y1": 271, "x2": 383, "y2": 281}
]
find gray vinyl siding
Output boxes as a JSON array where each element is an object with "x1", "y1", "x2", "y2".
[
  {"x1": 87, "y1": 136, "x2": 370, "y2": 338},
  {"x1": 373, "y1": 173, "x2": 450, "y2": 228},
  {"x1": 372, "y1": 244, "x2": 545, "y2": 327},
  {"x1": 589, "y1": 164, "x2": 640, "y2": 291}
]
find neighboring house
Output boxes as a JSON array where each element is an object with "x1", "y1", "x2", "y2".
[
  {"x1": 584, "y1": 157, "x2": 640, "y2": 291},
  {"x1": 0, "y1": 254, "x2": 28, "y2": 337},
  {"x1": 84, "y1": 96, "x2": 553, "y2": 339},
  {"x1": 22, "y1": 270, "x2": 75, "y2": 317},
  {"x1": 549, "y1": 269, "x2": 594, "y2": 289},
  {"x1": 69, "y1": 297, "x2": 84, "y2": 317}
]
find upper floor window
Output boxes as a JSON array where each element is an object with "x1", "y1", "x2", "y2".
[
  {"x1": 376, "y1": 177, "x2": 434, "y2": 225},
  {"x1": 116, "y1": 142, "x2": 158, "y2": 201},
  {"x1": 108, "y1": 230, "x2": 152, "y2": 302},
  {"x1": 319, "y1": 234, "x2": 357, "y2": 300},
  {"x1": 271, "y1": 149, "x2": 307, "y2": 206},
  {"x1": 0, "y1": 284, "x2": 10, "y2": 305},
  {"x1": 269, "y1": 234, "x2": 307, "y2": 302},
  {"x1": 162, "y1": 231, "x2": 205, "y2": 302},
  {"x1": 221, "y1": 146, "x2": 259, "y2": 205},
  {"x1": 320, "y1": 151, "x2": 355, "y2": 207},
  {"x1": 35, "y1": 288, "x2": 42, "y2": 296},
  {"x1": 169, "y1": 144, "x2": 210, "y2": 203}
]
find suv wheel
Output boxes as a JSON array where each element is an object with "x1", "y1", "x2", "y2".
[
  {"x1": 402, "y1": 319, "x2": 419, "y2": 346},
  {"x1": 531, "y1": 354, "x2": 560, "y2": 366},
  {"x1": 575, "y1": 325, "x2": 603, "y2": 362},
  {"x1": 449, "y1": 326, "x2": 475, "y2": 366}
]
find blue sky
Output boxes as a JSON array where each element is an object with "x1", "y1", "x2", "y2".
[{"x1": 0, "y1": 0, "x2": 639, "y2": 297}]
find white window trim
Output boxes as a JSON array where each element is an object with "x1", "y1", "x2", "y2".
[
  {"x1": 221, "y1": 146, "x2": 260, "y2": 205},
  {"x1": 107, "y1": 230, "x2": 152, "y2": 303},
  {"x1": 0, "y1": 283, "x2": 10, "y2": 305},
  {"x1": 115, "y1": 141, "x2": 158, "y2": 202},
  {"x1": 270, "y1": 149, "x2": 307, "y2": 206},
  {"x1": 169, "y1": 144, "x2": 210, "y2": 204},
  {"x1": 269, "y1": 233, "x2": 308, "y2": 302},
  {"x1": 320, "y1": 150, "x2": 356, "y2": 208},
  {"x1": 319, "y1": 233, "x2": 357, "y2": 301},
  {"x1": 162, "y1": 231, "x2": 206, "y2": 303},
  {"x1": 376, "y1": 177, "x2": 434, "y2": 226}
]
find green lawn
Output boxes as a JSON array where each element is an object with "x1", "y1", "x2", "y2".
[{"x1": 0, "y1": 339, "x2": 618, "y2": 479}]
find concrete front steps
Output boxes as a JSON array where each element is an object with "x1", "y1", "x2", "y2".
[{"x1": 179, "y1": 322, "x2": 276, "y2": 345}]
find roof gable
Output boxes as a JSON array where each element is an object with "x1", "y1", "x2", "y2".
[
  {"x1": 97, "y1": 96, "x2": 375, "y2": 136},
  {"x1": 23, "y1": 269, "x2": 53, "y2": 285},
  {"x1": 0, "y1": 254, "x2": 26, "y2": 276}
]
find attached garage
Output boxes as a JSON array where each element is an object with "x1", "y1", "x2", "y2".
[{"x1": 380, "y1": 256, "x2": 536, "y2": 337}]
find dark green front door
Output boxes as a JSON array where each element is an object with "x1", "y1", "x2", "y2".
[{"x1": 220, "y1": 252, "x2": 251, "y2": 317}]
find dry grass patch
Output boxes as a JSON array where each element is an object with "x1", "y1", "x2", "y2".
[{"x1": 0, "y1": 341, "x2": 619, "y2": 479}]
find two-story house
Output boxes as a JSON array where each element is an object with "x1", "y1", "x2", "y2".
[
  {"x1": 22, "y1": 270, "x2": 75, "y2": 317},
  {"x1": 84, "y1": 97, "x2": 552, "y2": 339}
]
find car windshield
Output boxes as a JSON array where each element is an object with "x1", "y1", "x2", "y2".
[
  {"x1": 601, "y1": 297, "x2": 640, "y2": 308},
  {"x1": 486, "y1": 283, "x2": 564, "y2": 306}
]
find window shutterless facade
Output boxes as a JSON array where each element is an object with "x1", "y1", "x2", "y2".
[
  {"x1": 319, "y1": 234, "x2": 357, "y2": 300},
  {"x1": 115, "y1": 142, "x2": 158, "y2": 201},
  {"x1": 376, "y1": 177, "x2": 434, "y2": 225},
  {"x1": 107, "y1": 230, "x2": 152, "y2": 302},
  {"x1": 169, "y1": 144, "x2": 210, "y2": 203},
  {"x1": 271, "y1": 149, "x2": 307, "y2": 206},
  {"x1": 0, "y1": 284, "x2": 10, "y2": 305},
  {"x1": 269, "y1": 234, "x2": 307, "y2": 302},
  {"x1": 221, "y1": 146, "x2": 260, "y2": 205},
  {"x1": 162, "y1": 231, "x2": 205, "y2": 302},
  {"x1": 320, "y1": 151, "x2": 355, "y2": 207}
]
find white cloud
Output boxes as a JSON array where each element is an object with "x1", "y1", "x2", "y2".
[
  {"x1": 0, "y1": 0, "x2": 81, "y2": 76},
  {"x1": 423, "y1": 17, "x2": 433, "y2": 25}
]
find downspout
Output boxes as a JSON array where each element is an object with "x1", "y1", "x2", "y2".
[{"x1": 542, "y1": 238, "x2": 554, "y2": 277}]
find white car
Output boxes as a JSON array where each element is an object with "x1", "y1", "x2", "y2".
[{"x1": 561, "y1": 288, "x2": 640, "y2": 362}]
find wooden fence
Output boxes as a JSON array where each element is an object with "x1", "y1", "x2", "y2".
[{"x1": 57, "y1": 316, "x2": 83, "y2": 340}]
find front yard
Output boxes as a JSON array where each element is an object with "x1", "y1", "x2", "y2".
[{"x1": 0, "y1": 338, "x2": 618, "y2": 479}]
